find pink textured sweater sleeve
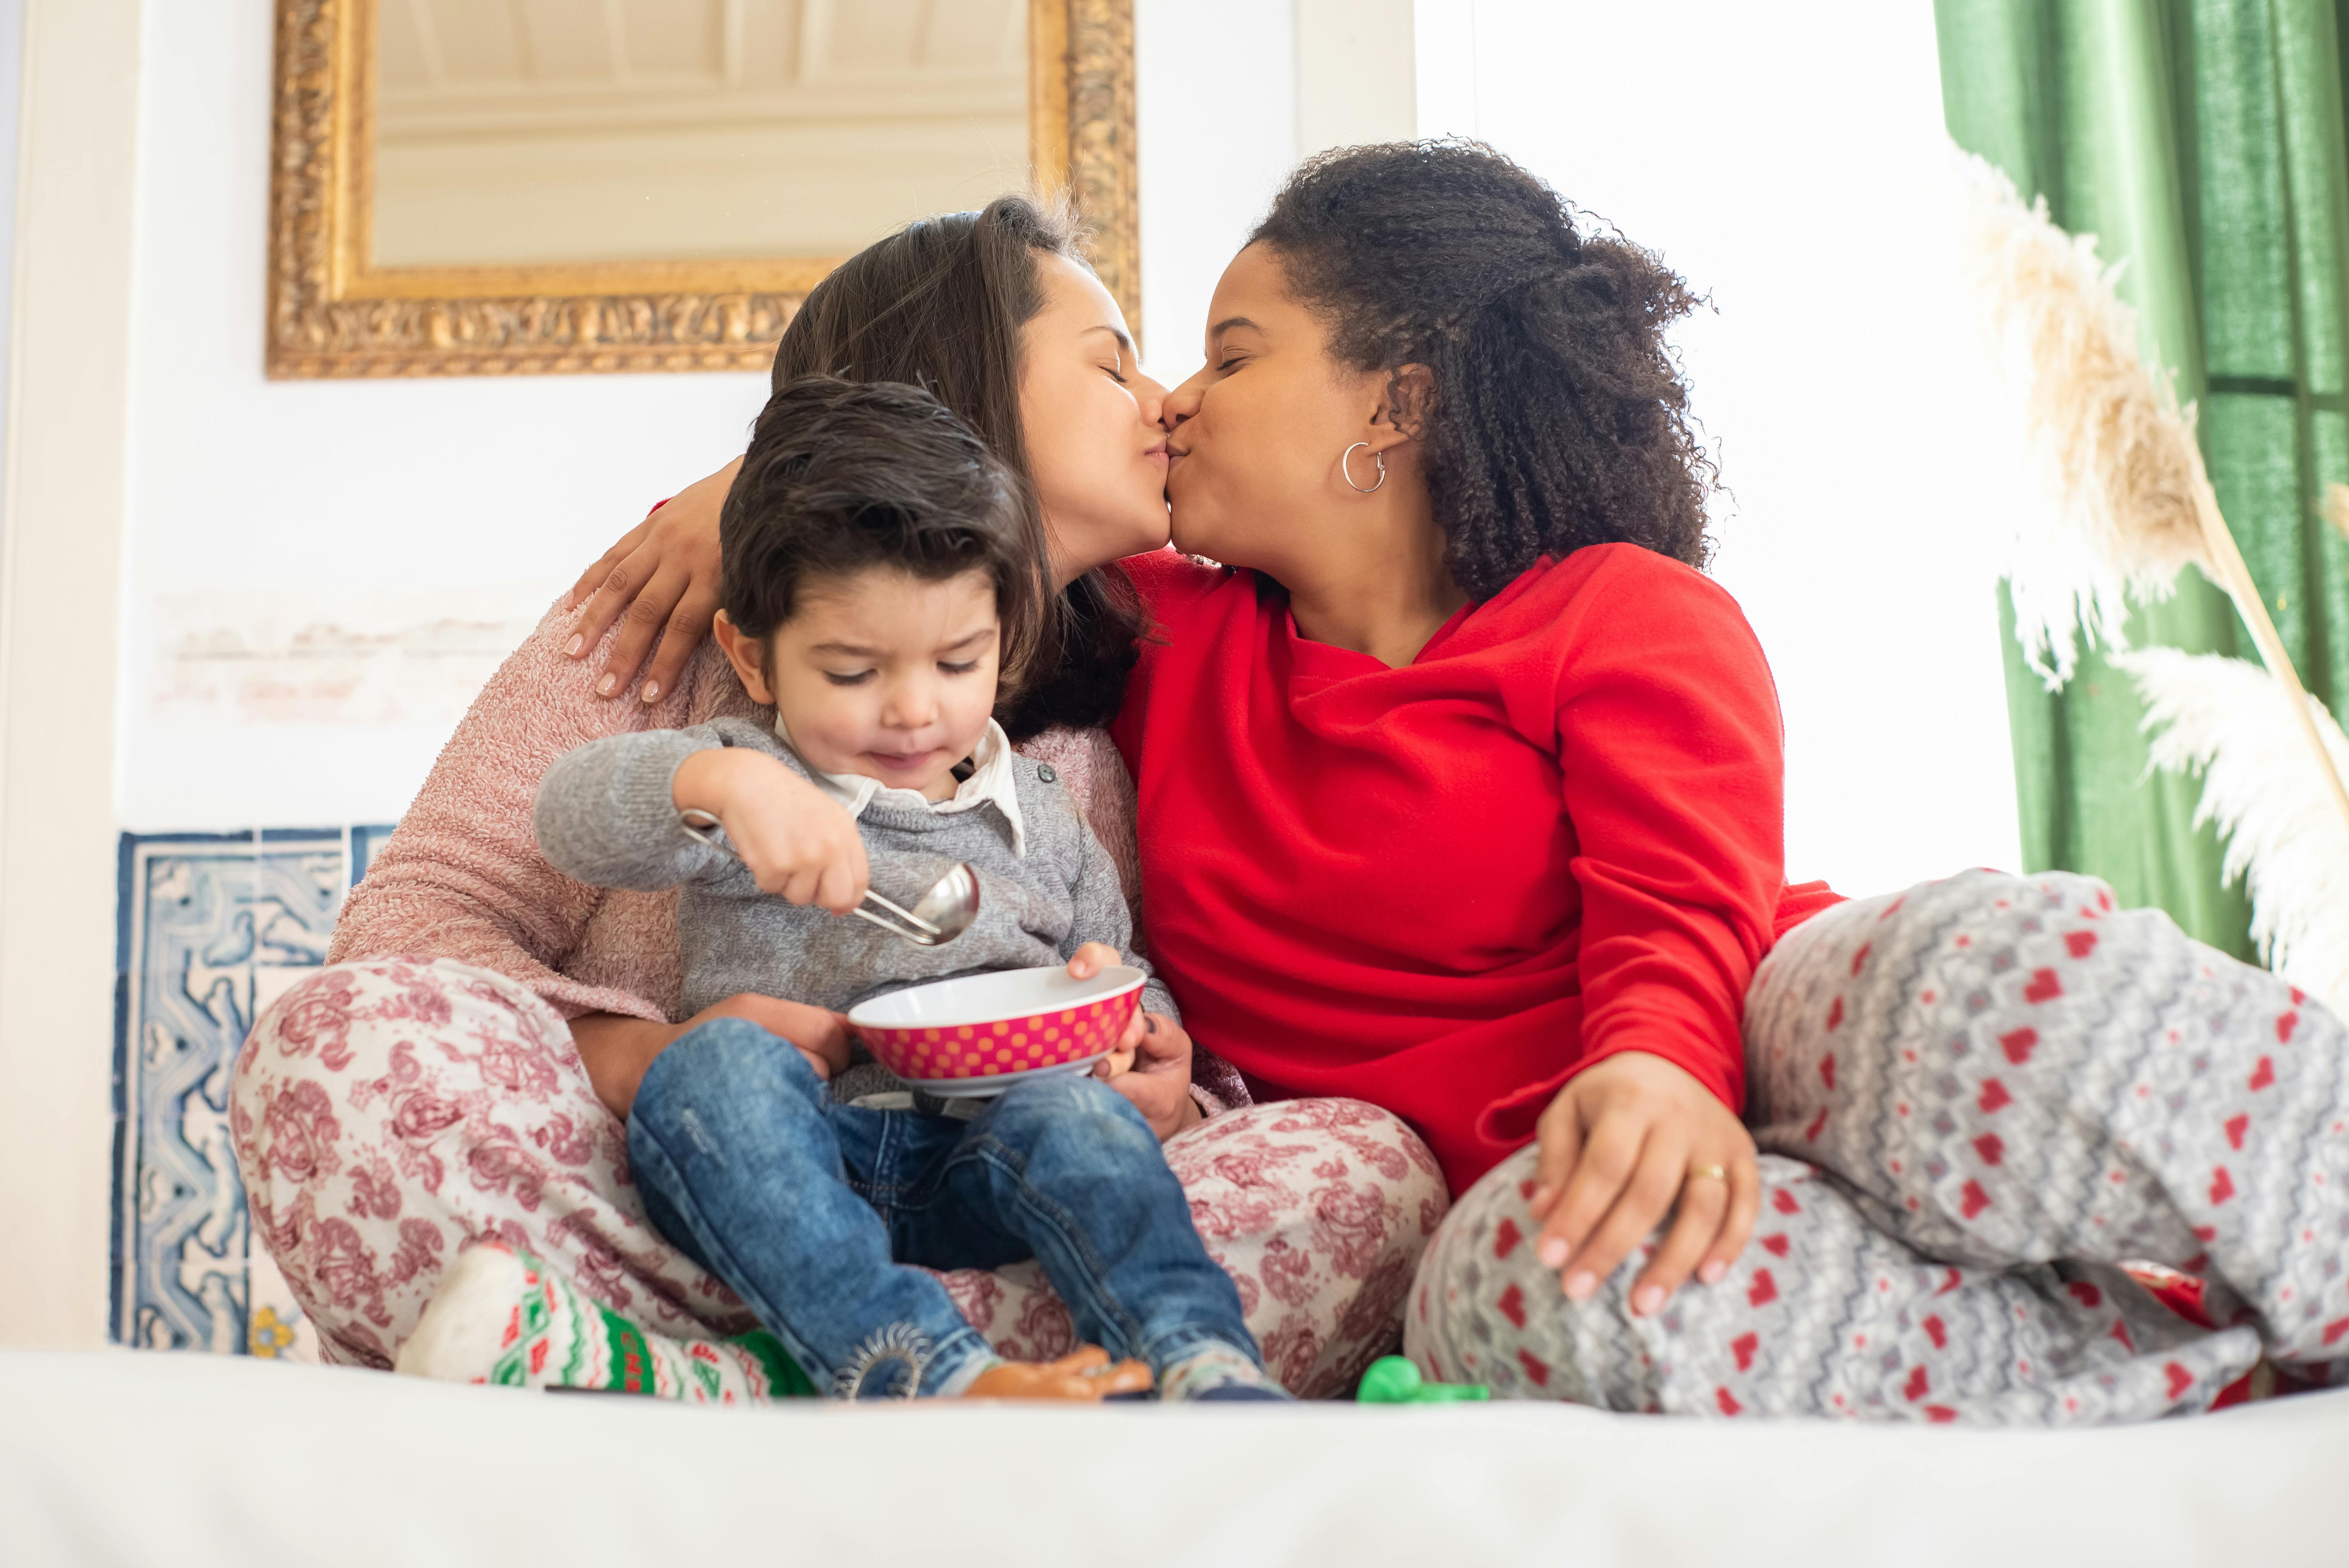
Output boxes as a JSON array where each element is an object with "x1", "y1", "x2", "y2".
[{"x1": 329, "y1": 600, "x2": 746, "y2": 1021}]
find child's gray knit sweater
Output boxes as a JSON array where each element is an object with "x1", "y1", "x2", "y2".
[{"x1": 535, "y1": 718, "x2": 1175, "y2": 1097}]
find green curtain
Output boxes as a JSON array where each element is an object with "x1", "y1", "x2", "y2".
[{"x1": 1935, "y1": 0, "x2": 2349, "y2": 960}]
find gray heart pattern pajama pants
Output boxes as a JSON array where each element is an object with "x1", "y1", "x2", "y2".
[{"x1": 1404, "y1": 869, "x2": 2349, "y2": 1421}]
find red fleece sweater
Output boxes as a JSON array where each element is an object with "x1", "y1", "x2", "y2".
[{"x1": 1111, "y1": 545, "x2": 1839, "y2": 1195}]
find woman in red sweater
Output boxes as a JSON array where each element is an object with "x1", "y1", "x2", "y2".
[
  {"x1": 1103, "y1": 143, "x2": 2349, "y2": 1420},
  {"x1": 1108, "y1": 145, "x2": 1825, "y2": 1331},
  {"x1": 568, "y1": 145, "x2": 2349, "y2": 1420}
]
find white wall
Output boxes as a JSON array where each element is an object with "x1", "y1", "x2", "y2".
[
  {"x1": 1133, "y1": 0, "x2": 1296, "y2": 382},
  {"x1": 1135, "y1": 0, "x2": 1429, "y2": 382},
  {"x1": 1, "y1": 0, "x2": 140, "y2": 1350},
  {"x1": 124, "y1": 0, "x2": 1310, "y2": 832},
  {"x1": 119, "y1": 0, "x2": 772, "y2": 831},
  {"x1": 1295, "y1": 0, "x2": 1416, "y2": 155},
  {"x1": 121, "y1": 0, "x2": 1417, "y2": 835},
  {"x1": 1464, "y1": 0, "x2": 2027, "y2": 899}
]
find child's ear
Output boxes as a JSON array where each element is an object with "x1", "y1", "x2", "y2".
[{"x1": 713, "y1": 612, "x2": 777, "y2": 706}]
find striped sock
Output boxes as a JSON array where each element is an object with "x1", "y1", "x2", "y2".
[{"x1": 395, "y1": 1240, "x2": 814, "y2": 1403}]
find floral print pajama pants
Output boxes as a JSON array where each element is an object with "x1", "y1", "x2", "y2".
[
  {"x1": 232, "y1": 959, "x2": 1446, "y2": 1397},
  {"x1": 1410, "y1": 869, "x2": 2349, "y2": 1421}
]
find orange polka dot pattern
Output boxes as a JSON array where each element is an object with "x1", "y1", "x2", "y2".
[{"x1": 864, "y1": 990, "x2": 1142, "y2": 1084}]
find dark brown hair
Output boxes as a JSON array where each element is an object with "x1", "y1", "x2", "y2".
[
  {"x1": 1251, "y1": 141, "x2": 1715, "y2": 599},
  {"x1": 771, "y1": 195, "x2": 1146, "y2": 739},
  {"x1": 721, "y1": 376, "x2": 1039, "y2": 686}
]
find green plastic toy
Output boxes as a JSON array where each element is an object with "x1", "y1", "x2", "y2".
[{"x1": 1355, "y1": 1355, "x2": 1489, "y2": 1403}]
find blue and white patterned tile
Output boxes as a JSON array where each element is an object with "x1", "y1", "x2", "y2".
[
  {"x1": 349, "y1": 822, "x2": 398, "y2": 890},
  {"x1": 111, "y1": 825, "x2": 396, "y2": 1360}
]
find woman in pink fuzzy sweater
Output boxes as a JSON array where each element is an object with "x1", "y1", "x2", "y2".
[{"x1": 230, "y1": 198, "x2": 1442, "y2": 1397}]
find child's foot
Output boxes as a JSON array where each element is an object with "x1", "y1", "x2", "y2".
[
  {"x1": 1159, "y1": 1342, "x2": 1291, "y2": 1403},
  {"x1": 395, "y1": 1240, "x2": 814, "y2": 1402},
  {"x1": 960, "y1": 1345, "x2": 1152, "y2": 1400}
]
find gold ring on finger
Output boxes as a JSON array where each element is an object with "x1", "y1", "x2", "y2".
[{"x1": 1687, "y1": 1163, "x2": 1728, "y2": 1183}]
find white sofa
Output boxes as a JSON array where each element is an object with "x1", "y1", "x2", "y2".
[{"x1": 4, "y1": 1349, "x2": 2342, "y2": 1566}]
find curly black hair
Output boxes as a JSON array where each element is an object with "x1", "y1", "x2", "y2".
[{"x1": 1251, "y1": 141, "x2": 1716, "y2": 599}]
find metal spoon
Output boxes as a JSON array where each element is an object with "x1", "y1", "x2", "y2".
[
  {"x1": 860, "y1": 860, "x2": 980, "y2": 947},
  {"x1": 678, "y1": 810, "x2": 980, "y2": 947}
]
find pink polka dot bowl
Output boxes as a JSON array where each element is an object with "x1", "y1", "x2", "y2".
[{"x1": 849, "y1": 964, "x2": 1146, "y2": 1097}]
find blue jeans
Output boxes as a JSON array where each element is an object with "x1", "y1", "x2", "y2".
[{"x1": 627, "y1": 1018, "x2": 1260, "y2": 1398}]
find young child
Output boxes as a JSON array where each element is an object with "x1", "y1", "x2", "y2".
[{"x1": 529, "y1": 376, "x2": 1279, "y2": 1403}]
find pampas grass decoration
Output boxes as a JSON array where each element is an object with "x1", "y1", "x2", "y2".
[
  {"x1": 1958, "y1": 150, "x2": 2349, "y2": 833},
  {"x1": 2117, "y1": 647, "x2": 2349, "y2": 1019},
  {"x1": 1956, "y1": 154, "x2": 2206, "y2": 686}
]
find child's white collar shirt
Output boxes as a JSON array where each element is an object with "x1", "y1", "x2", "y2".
[{"x1": 773, "y1": 716, "x2": 1028, "y2": 858}]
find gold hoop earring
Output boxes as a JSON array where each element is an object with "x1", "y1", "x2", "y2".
[{"x1": 1340, "y1": 441, "x2": 1387, "y2": 494}]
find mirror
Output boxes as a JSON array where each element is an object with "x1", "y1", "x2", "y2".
[
  {"x1": 372, "y1": 2, "x2": 1034, "y2": 269},
  {"x1": 268, "y1": 0, "x2": 1136, "y2": 377}
]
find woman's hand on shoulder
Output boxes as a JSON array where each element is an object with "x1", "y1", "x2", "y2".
[
  {"x1": 566, "y1": 457, "x2": 738, "y2": 706},
  {"x1": 1526, "y1": 1051, "x2": 1760, "y2": 1316}
]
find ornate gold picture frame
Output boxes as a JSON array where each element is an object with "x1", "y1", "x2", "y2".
[{"x1": 267, "y1": 0, "x2": 1137, "y2": 378}]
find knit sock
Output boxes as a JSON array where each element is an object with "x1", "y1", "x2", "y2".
[
  {"x1": 394, "y1": 1240, "x2": 814, "y2": 1402},
  {"x1": 1158, "y1": 1342, "x2": 1290, "y2": 1403}
]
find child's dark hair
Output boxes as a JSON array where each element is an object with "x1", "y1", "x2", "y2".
[
  {"x1": 772, "y1": 195, "x2": 1146, "y2": 739},
  {"x1": 720, "y1": 376, "x2": 1041, "y2": 684}
]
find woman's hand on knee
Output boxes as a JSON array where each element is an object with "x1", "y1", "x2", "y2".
[
  {"x1": 1525, "y1": 1051, "x2": 1759, "y2": 1317},
  {"x1": 565, "y1": 458, "x2": 735, "y2": 705},
  {"x1": 571, "y1": 993, "x2": 851, "y2": 1118}
]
